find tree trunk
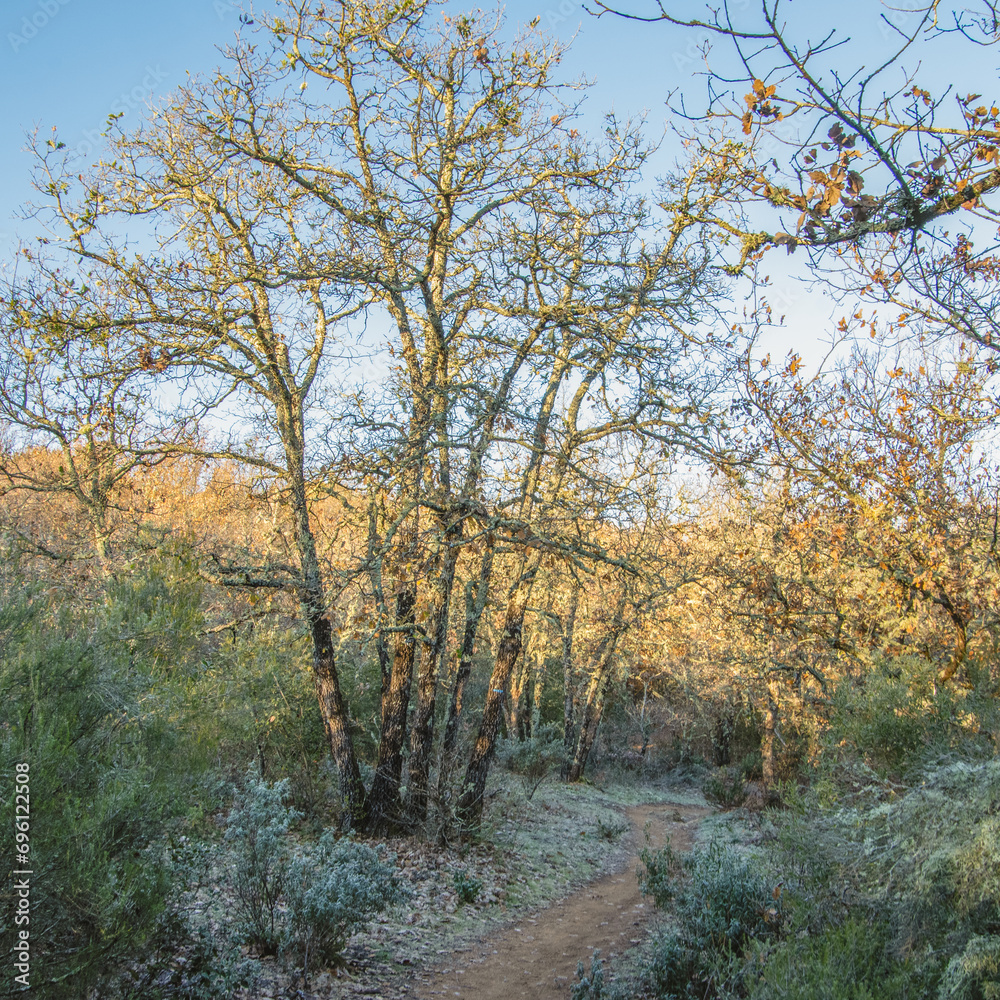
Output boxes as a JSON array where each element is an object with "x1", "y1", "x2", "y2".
[
  {"x1": 456, "y1": 555, "x2": 538, "y2": 832},
  {"x1": 365, "y1": 583, "x2": 417, "y2": 834},
  {"x1": 936, "y1": 593, "x2": 969, "y2": 684},
  {"x1": 508, "y1": 646, "x2": 530, "y2": 740},
  {"x1": 311, "y1": 607, "x2": 365, "y2": 825},
  {"x1": 713, "y1": 709, "x2": 734, "y2": 767},
  {"x1": 289, "y1": 471, "x2": 365, "y2": 826},
  {"x1": 568, "y1": 597, "x2": 626, "y2": 782},
  {"x1": 440, "y1": 535, "x2": 494, "y2": 761},
  {"x1": 87, "y1": 492, "x2": 113, "y2": 575},
  {"x1": 567, "y1": 677, "x2": 609, "y2": 782},
  {"x1": 530, "y1": 650, "x2": 543, "y2": 739},
  {"x1": 366, "y1": 494, "x2": 392, "y2": 717},
  {"x1": 561, "y1": 584, "x2": 580, "y2": 751},
  {"x1": 408, "y1": 529, "x2": 460, "y2": 824},
  {"x1": 761, "y1": 680, "x2": 779, "y2": 788},
  {"x1": 568, "y1": 654, "x2": 618, "y2": 782}
]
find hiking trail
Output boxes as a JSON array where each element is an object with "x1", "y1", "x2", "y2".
[{"x1": 411, "y1": 801, "x2": 710, "y2": 1000}]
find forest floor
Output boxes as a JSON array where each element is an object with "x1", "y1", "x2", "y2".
[
  {"x1": 410, "y1": 800, "x2": 712, "y2": 1000},
  {"x1": 245, "y1": 775, "x2": 711, "y2": 1000}
]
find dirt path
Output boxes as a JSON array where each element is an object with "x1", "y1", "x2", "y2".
[{"x1": 410, "y1": 802, "x2": 710, "y2": 1000}]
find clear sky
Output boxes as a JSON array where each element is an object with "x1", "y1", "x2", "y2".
[
  {"x1": 2, "y1": 0, "x2": 997, "y2": 360},
  {"x1": 0, "y1": 0, "x2": 690, "y2": 251}
]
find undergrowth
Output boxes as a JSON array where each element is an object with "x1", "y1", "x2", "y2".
[{"x1": 602, "y1": 657, "x2": 1000, "y2": 1000}]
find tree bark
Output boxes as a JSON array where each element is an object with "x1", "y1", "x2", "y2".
[
  {"x1": 508, "y1": 646, "x2": 530, "y2": 740},
  {"x1": 567, "y1": 676, "x2": 610, "y2": 782},
  {"x1": 530, "y1": 650, "x2": 543, "y2": 739},
  {"x1": 568, "y1": 655, "x2": 617, "y2": 782},
  {"x1": 407, "y1": 526, "x2": 460, "y2": 824},
  {"x1": 761, "y1": 680, "x2": 779, "y2": 788},
  {"x1": 287, "y1": 455, "x2": 365, "y2": 826},
  {"x1": 440, "y1": 535, "x2": 495, "y2": 761},
  {"x1": 712, "y1": 708, "x2": 734, "y2": 767},
  {"x1": 311, "y1": 608, "x2": 365, "y2": 825},
  {"x1": 561, "y1": 583, "x2": 580, "y2": 751},
  {"x1": 456, "y1": 555, "x2": 538, "y2": 832},
  {"x1": 365, "y1": 583, "x2": 417, "y2": 834},
  {"x1": 935, "y1": 590, "x2": 969, "y2": 684},
  {"x1": 568, "y1": 596, "x2": 626, "y2": 782}
]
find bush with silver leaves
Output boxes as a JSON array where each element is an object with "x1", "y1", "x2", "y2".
[{"x1": 282, "y1": 832, "x2": 405, "y2": 973}]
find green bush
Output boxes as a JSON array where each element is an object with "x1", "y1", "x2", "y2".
[
  {"x1": 678, "y1": 842, "x2": 784, "y2": 956},
  {"x1": 224, "y1": 768, "x2": 300, "y2": 955},
  {"x1": 453, "y1": 869, "x2": 484, "y2": 904},
  {"x1": 748, "y1": 916, "x2": 915, "y2": 1000},
  {"x1": 644, "y1": 932, "x2": 698, "y2": 1000},
  {"x1": 752, "y1": 757, "x2": 1000, "y2": 1000},
  {"x1": 596, "y1": 816, "x2": 630, "y2": 841},
  {"x1": 637, "y1": 837, "x2": 683, "y2": 909},
  {"x1": 224, "y1": 769, "x2": 404, "y2": 972},
  {"x1": 865, "y1": 760, "x2": 1000, "y2": 952},
  {"x1": 827, "y1": 656, "x2": 996, "y2": 779},
  {"x1": 102, "y1": 543, "x2": 206, "y2": 673},
  {"x1": 572, "y1": 950, "x2": 606, "y2": 1000},
  {"x1": 282, "y1": 833, "x2": 404, "y2": 973},
  {"x1": 703, "y1": 767, "x2": 748, "y2": 809},
  {"x1": 141, "y1": 906, "x2": 260, "y2": 1000},
  {"x1": 634, "y1": 837, "x2": 784, "y2": 998},
  {"x1": 498, "y1": 727, "x2": 567, "y2": 799},
  {"x1": 0, "y1": 581, "x2": 186, "y2": 999},
  {"x1": 936, "y1": 935, "x2": 1000, "y2": 1000}
]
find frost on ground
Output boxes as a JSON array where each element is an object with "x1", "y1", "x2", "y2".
[{"x1": 239, "y1": 775, "x2": 706, "y2": 1000}]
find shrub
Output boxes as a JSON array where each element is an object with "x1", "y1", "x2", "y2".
[
  {"x1": 224, "y1": 768, "x2": 300, "y2": 955},
  {"x1": 748, "y1": 916, "x2": 917, "y2": 1000},
  {"x1": 826, "y1": 656, "x2": 996, "y2": 779},
  {"x1": 453, "y1": 869, "x2": 484, "y2": 904},
  {"x1": 282, "y1": 833, "x2": 405, "y2": 974},
  {"x1": 224, "y1": 770, "x2": 405, "y2": 973},
  {"x1": 0, "y1": 582, "x2": 184, "y2": 999},
  {"x1": 861, "y1": 760, "x2": 1000, "y2": 956},
  {"x1": 637, "y1": 836, "x2": 683, "y2": 909},
  {"x1": 635, "y1": 838, "x2": 784, "y2": 998},
  {"x1": 499, "y1": 728, "x2": 567, "y2": 799},
  {"x1": 140, "y1": 906, "x2": 260, "y2": 1000},
  {"x1": 596, "y1": 816, "x2": 630, "y2": 841},
  {"x1": 644, "y1": 932, "x2": 698, "y2": 1000},
  {"x1": 572, "y1": 950, "x2": 606, "y2": 1000},
  {"x1": 678, "y1": 842, "x2": 784, "y2": 956},
  {"x1": 936, "y1": 935, "x2": 1000, "y2": 1000},
  {"x1": 703, "y1": 767, "x2": 747, "y2": 809},
  {"x1": 752, "y1": 757, "x2": 1000, "y2": 1000}
]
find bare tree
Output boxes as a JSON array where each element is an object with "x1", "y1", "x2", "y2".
[
  {"x1": 21, "y1": 0, "x2": 744, "y2": 832},
  {"x1": 0, "y1": 279, "x2": 191, "y2": 572},
  {"x1": 592, "y1": 1, "x2": 1000, "y2": 254}
]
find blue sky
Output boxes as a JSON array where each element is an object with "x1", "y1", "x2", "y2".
[
  {"x1": 0, "y1": 0, "x2": 689, "y2": 250},
  {"x1": 2, "y1": 1, "x2": 997, "y2": 361},
  {"x1": 3, "y1": 0, "x2": 995, "y2": 242}
]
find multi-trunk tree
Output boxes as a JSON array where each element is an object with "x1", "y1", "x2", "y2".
[{"x1": 14, "y1": 0, "x2": 744, "y2": 831}]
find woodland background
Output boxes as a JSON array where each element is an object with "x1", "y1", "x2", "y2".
[{"x1": 1, "y1": 1, "x2": 1000, "y2": 997}]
